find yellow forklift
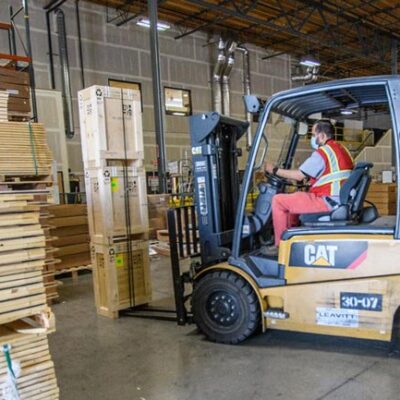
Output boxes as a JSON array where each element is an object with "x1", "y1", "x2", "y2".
[{"x1": 169, "y1": 75, "x2": 400, "y2": 346}]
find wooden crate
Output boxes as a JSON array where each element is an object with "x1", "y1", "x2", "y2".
[
  {"x1": 366, "y1": 182, "x2": 397, "y2": 216},
  {"x1": 91, "y1": 240, "x2": 152, "y2": 318},
  {"x1": 78, "y1": 85, "x2": 143, "y2": 168},
  {"x1": 85, "y1": 165, "x2": 148, "y2": 243}
]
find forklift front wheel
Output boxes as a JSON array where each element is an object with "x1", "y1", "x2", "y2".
[{"x1": 192, "y1": 270, "x2": 261, "y2": 344}]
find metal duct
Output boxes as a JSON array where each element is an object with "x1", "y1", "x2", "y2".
[
  {"x1": 221, "y1": 41, "x2": 237, "y2": 116},
  {"x1": 291, "y1": 66, "x2": 319, "y2": 83},
  {"x1": 212, "y1": 38, "x2": 226, "y2": 114},
  {"x1": 56, "y1": 9, "x2": 74, "y2": 138},
  {"x1": 237, "y1": 46, "x2": 252, "y2": 148}
]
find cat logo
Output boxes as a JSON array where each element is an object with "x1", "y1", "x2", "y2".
[
  {"x1": 304, "y1": 244, "x2": 338, "y2": 266},
  {"x1": 289, "y1": 241, "x2": 368, "y2": 269}
]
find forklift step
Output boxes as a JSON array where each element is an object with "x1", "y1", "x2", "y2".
[{"x1": 264, "y1": 308, "x2": 290, "y2": 320}]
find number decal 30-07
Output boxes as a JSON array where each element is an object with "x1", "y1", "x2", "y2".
[{"x1": 340, "y1": 292, "x2": 383, "y2": 312}]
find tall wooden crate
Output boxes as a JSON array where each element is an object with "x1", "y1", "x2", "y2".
[
  {"x1": 91, "y1": 240, "x2": 152, "y2": 318},
  {"x1": 79, "y1": 85, "x2": 150, "y2": 319},
  {"x1": 78, "y1": 85, "x2": 143, "y2": 168},
  {"x1": 85, "y1": 165, "x2": 148, "y2": 243}
]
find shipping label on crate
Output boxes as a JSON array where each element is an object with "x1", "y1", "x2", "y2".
[{"x1": 115, "y1": 254, "x2": 124, "y2": 268}]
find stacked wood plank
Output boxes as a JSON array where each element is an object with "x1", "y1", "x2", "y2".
[
  {"x1": 0, "y1": 67, "x2": 31, "y2": 121},
  {"x1": 366, "y1": 182, "x2": 397, "y2": 215},
  {"x1": 79, "y1": 85, "x2": 151, "y2": 318},
  {"x1": 0, "y1": 91, "x2": 8, "y2": 121},
  {"x1": 0, "y1": 319, "x2": 58, "y2": 399},
  {"x1": 0, "y1": 122, "x2": 52, "y2": 177},
  {"x1": 48, "y1": 204, "x2": 91, "y2": 273},
  {"x1": 0, "y1": 196, "x2": 59, "y2": 399}
]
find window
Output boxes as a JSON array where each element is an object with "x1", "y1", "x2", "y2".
[
  {"x1": 108, "y1": 79, "x2": 143, "y2": 111},
  {"x1": 164, "y1": 87, "x2": 192, "y2": 116}
]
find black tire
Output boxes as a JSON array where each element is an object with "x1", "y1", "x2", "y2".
[{"x1": 192, "y1": 270, "x2": 261, "y2": 344}]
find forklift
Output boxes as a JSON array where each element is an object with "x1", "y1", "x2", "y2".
[{"x1": 181, "y1": 75, "x2": 400, "y2": 345}]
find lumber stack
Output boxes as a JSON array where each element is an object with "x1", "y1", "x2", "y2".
[
  {"x1": 0, "y1": 196, "x2": 59, "y2": 398},
  {"x1": 0, "y1": 122, "x2": 52, "y2": 177},
  {"x1": 0, "y1": 67, "x2": 31, "y2": 121},
  {"x1": 48, "y1": 204, "x2": 91, "y2": 273},
  {"x1": 0, "y1": 91, "x2": 8, "y2": 121},
  {"x1": 366, "y1": 182, "x2": 397, "y2": 215},
  {"x1": 0, "y1": 319, "x2": 58, "y2": 399},
  {"x1": 79, "y1": 85, "x2": 151, "y2": 318}
]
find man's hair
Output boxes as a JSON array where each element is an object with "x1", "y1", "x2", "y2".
[{"x1": 313, "y1": 119, "x2": 335, "y2": 139}]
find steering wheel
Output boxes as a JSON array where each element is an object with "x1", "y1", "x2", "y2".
[
  {"x1": 264, "y1": 171, "x2": 294, "y2": 187},
  {"x1": 264, "y1": 171, "x2": 309, "y2": 189}
]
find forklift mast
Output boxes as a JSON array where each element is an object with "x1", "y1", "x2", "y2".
[{"x1": 190, "y1": 112, "x2": 248, "y2": 266}]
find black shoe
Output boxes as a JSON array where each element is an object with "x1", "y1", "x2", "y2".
[{"x1": 262, "y1": 245, "x2": 279, "y2": 256}]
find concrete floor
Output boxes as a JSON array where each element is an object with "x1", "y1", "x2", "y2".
[{"x1": 49, "y1": 256, "x2": 400, "y2": 400}]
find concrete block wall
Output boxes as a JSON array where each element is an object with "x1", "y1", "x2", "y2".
[
  {"x1": 0, "y1": 0, "x2": 292, "y2": 177},
  {"x1": 355, "y1": 129, "x2": 393, "y2": 177}
]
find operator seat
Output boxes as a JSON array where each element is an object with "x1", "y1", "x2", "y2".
[{"x1": 299, "y1": 162, "x2": 377, "y2": 226}]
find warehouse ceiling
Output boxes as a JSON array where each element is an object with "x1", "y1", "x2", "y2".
[{"x1": 87, "y1": 0, "x2": 400, "y2": 79}]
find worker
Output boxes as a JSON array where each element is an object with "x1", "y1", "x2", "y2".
[{"x1": 264, "y1": 119, "x2": 354, "y2": 255}]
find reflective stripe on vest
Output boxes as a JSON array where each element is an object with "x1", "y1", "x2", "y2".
[
  {"x1": 313, "y1": 145, "x2": 349, "y2": 196},
  {"x1": 312, "y1": 169, "x2": 352, "y2": 187}
]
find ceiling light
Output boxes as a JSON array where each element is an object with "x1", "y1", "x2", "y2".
[
  {"x1": 299, "y1": 54, "x2": 321, "y2": 68},
  {"x1": 136, "y1": 17, "x2": 170, "y2": 31},
  {"x1": 340, "y1": 109, "x2": 354, "y2": 115}
]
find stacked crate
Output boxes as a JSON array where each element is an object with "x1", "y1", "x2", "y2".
[
  {"x1": 79, "y1": 86, "x2": 151, "y2": 319},
  {"x1": 366, "y1": 182, "x2": 397, "y2": 216}
]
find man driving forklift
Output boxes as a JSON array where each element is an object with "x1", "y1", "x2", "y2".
[{"x1": 264, "y1": 119, "x2": 354, "y2": 255}]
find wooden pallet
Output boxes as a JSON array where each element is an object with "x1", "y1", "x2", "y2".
[
  {"x1": 54, "y1": 265, "x2": 92, "y2": 284},
  {"x1": 78, "y1": 85, "x2": 143, "y2": 168}
]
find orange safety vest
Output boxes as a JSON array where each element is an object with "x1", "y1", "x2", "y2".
[{"x1": 310, "y1": 139, "x2": 354, "y2": 197}]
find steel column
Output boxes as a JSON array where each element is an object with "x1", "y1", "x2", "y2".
[{"x1": 148, "y1": 0, "x2": 167, "y2": 193}]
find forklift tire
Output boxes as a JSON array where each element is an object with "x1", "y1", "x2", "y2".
[{"x1": 192, "y1": 270, "x2": 261, "y2": 344}]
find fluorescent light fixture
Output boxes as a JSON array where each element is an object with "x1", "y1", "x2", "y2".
[
  {"x1": 340, "y1": 108, "x2": 354, "y2": 115},
  {"x1": 172, "y1": 112, "x2": 186, "y2": 116},
  {"x1": 299, "y1": 54, "x2": 321, "y2": 68},
  {"x1": 136, "y1": 17, "x2": 170, "y2": 31}
]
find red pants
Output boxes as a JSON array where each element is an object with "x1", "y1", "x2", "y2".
[{"x1": 272, "y1": 192, "x2": 330, "y2": 246}]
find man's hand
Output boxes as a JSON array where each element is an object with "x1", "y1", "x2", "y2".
[{"x1": 264, "y1": 162, "x2": 274, "y2": 174}]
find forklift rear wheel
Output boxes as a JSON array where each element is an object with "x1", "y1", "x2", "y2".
[{"x1": 192, "y1": 270, "x2": 260, "y2": 344}]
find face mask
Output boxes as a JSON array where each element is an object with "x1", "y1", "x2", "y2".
[{"x1": 310, "y1": 136, "x2": 319, "y2": 150}]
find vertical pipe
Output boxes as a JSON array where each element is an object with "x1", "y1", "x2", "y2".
[
  {"x1": 8, "y1": 6, "x2": 17, "y2": 55},
  {"x1": 237, "y1": 47, "x2": 252, "y2": 148},
  {"x1": 56, "y1": 9, "x2": 74, "y2": 138},
  {"x1": 392, "y1": 39, "x2": 398, "y2": 75},
  {"x1": 75, "y1": 0, "x2": 85, "y2": 88},
  {"x1": 46, "y1": 11, "x2": 56, "y2": 89},
  {"x1": 148, "y1": 0, "x2": 167, "y2": 193},
  {"x1": 22, "y1": 0, "x2": 38, "y2": 122}
]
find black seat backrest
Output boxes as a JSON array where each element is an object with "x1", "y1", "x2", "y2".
[{"x1": 339, "y1": 162, "x2": 373, "y2": 215}]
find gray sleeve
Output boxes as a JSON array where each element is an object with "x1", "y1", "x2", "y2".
[{"x1": 299, "y1": 151, "x2": 326, "y2": 179}]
